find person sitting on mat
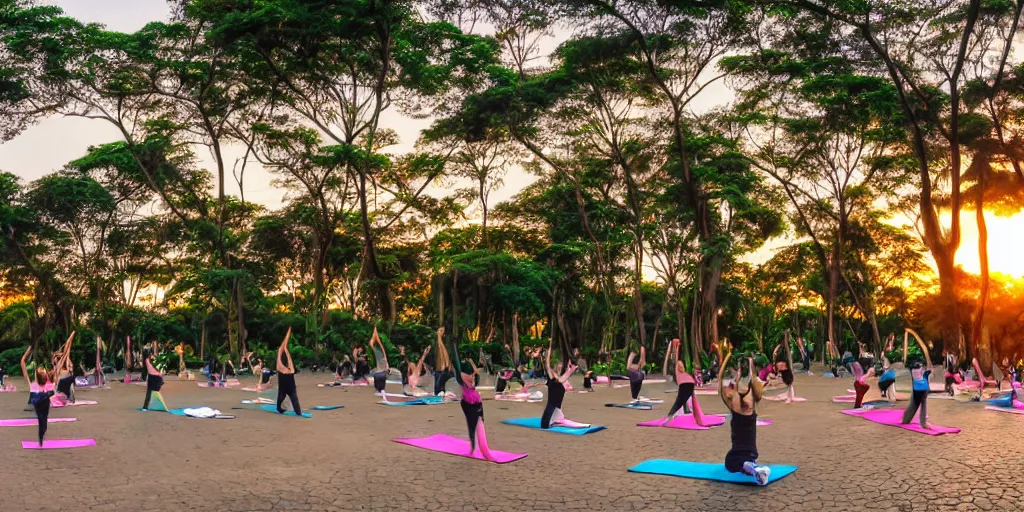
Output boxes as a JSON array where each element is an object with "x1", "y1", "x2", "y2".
[
  {"x1": 53, "y1": 353, "x2": 76, "y2": 405},
  {"x1": 666, "y1": 339, "x2": 709, "y2": 425},
  {"x1": 717, "y1": 341, "x2": 771, "y2": 486},
  {"x1": 352, "y1": 346, "x2": 370, "y2": 383},
  {"x1": 626, "y1": 346, "x2": 647, "y2": 401},
  {"x1": 141, "y1": 347, "x2": 168, "y2": 411},
  {"x1": 540, "y1": 339, "x2": 586, "y2": 429},
  {"x1": 276, "y1": 328, "x2": 302, "y2": 415},
  {"x1": 400, "y1": 345, "x2": 431, "y2": 397},
  {"x1": 495, "y1": 343, "x2": 527, "y2": 394},
  {"x1": 851, "y1": 362, "x2": 875, "y2": 409},
  {"x1": 901, "y1": 360, "x2": 933, "y2": 429},
  {"x1": 452, "y1": 339, "x2": 495, "y2": 461},
  {"x1": 368, "y1": 326, "x2": 391, "y2": 395},
  {"x1": 432, "y1": 327, "x2": 454, "y2": 396}
]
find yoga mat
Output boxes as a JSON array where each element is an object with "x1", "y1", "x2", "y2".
[
  {"x1": 313, "y1": 405, "x2": 344, "y2": 410},
  {"x1": 258, "y1": 404, "x2": 312, "y2": 418},
  {"x1": 605, "y1": 402, "x2": 653, "y2": 410},
  {"x1": 0, "y1": 417, "x2": 77, "y2": 427},
  {"x1": 23, "y1": 439, "x2": 96, "y2": 450},
  {"x1": 841, "y1": 408, "x2": 960, "y2": 435},
  {"x1": 628, "y1": 459, "x2": 797, "y2": 485},
  {"x1": 393, "y1": 434, "x2": 527, "y2": 464},
  {"x1": 832, "y1": 395, "x2": 856, "y2": 403},
  {"x1": 240, "y1": 399, "x2": 275, "y2": 405},
  {"x1": 502, "y1": 417, "x2": 606, "y2": 435},
  {"x1": 61, "y1": 400, "x2": 98, "y2": 406},
  {"x1": 695, "y1": 390, "x2": 718, "y2": 395},
  {"x1": 167, "y1": 409, "x2": 235, "y2": 419},
  {"x1": 763, "y1": 395, "x2": 806, "y2": 402},
  {"x1": 637, "y1": 414, "x2": 726, "y2": 430},
  {"x1": 708, "y1": 413, "x2": 773, "y2": 427},
  {"x1": 495, "y1": 395, "x2": 542, "y2": 403},
  {"x1": 985, "y1": 405, "x2": 1024, "y2": 415},
  {"x1": 379, "y1": 396, "x2": 448, "y2": 406}
]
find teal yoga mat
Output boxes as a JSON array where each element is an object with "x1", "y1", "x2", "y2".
[
  {"x1": 258, "y1": 404, "x2": 312, "y2": 418},
  {"x1": 501, "y1": 417, "x2": 606, "y2": 435},
  {"x1": 628, "y1": 459, "x2": 797, "y2": 485},
  {"x1": 313, "y1": 405, "x2": 344, "y2": 411}
]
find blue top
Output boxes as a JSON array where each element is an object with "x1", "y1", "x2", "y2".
[
  {"x1": 880, "y1": 369, "x2": 896, "y2": 382},
  {"x1": 912, "y1": 370, "x2": 932, "y2": 391}
]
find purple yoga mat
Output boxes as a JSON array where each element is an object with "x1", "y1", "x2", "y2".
[
  {"x1": 393, "y1": 434, "x2": 527, "y2": 464},
  {"x1": 637, "y1": 414, "x2": 726, "y2": 430},
  {"x1": 22, "y1": 439, "x2": 96, "y2": 450},
  {"x1": 0, "y1": 418, "x2": 77, "y2": 427},
  {"x1": 841, "y1": 408, "x2": 960, "y2": 435},
  {"x1": 985, "y1": 405, "x2": 1024, "y2": 415}
]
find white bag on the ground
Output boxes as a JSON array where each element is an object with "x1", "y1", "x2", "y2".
[{"x1": 183, "y1": 407, "x2": 221, "y2": 418}]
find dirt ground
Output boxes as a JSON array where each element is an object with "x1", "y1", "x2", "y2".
[{"x1": 1, "y1": 367, "x2": 1021, "y2": 512}]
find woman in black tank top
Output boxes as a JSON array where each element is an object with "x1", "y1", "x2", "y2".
[
  {"x1": 717, "y1": 342, "x2": 771, "y2": 486},
  {"x1": 540, "y1": 340, "x2": 589, "y2": 429}
]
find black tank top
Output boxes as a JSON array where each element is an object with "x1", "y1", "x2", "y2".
[
  {"x1": 546, "y1": 378, "x2": 566, "y2": 409},
  {"x1": 728, "y1": 411, "x2": 758, "y2": 457}
]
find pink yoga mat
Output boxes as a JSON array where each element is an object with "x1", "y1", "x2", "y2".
[
  {"x1": 832, "y1": 395, "x2": 856, "y2": 403},
  {"x1": 393, "y1": 434, "x2": 527, "y2": 464},
  {"x1": 22, "y1": 439, "x2": 96, "y2": 450},
  {"x1": 1, "y1": 418, "x2": 77, "y2": 427},
  {"x1": 637, "y1": 414, "x2": 726, "y2": 430},
  {"x1": 841, "y1": 408, "x2": 960, "y2": 435}
]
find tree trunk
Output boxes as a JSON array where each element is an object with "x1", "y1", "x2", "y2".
[{"x1": 973, "y1": 174, "x2": 992, "y2": 368}]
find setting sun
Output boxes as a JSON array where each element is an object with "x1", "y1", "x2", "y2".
[{"x1": 953, "y1": 211, "x2": 1024, "y2": 279}]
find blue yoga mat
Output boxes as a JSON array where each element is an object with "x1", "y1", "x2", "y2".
[
  {"x1": 379, "y1": 396, "x2": 447, "y2": 406},
  {"x1": 628, "y1": 459, "x2": 797, "y2": 485},
  {"x1": 605, "y1": 402, "x2": 652, "y2": 410},
  {"x1": 258, "y1": 404, "x2": 312, "y2": 418},
  {"x1": 313, "y1": 405, "x2": 344, "y2": 411},
  {"x1": 501, "y1": 417, "x2": 606, "y2": 435}
]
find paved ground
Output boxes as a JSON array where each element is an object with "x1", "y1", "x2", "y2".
[{"x1": 1, "y1": 367, "x2": 1021, "y2": 511}]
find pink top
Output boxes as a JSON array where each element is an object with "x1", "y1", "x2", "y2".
[
  {"x1": 29, "y1": 381, "x2": 54, "y2": 393},
  {"x1": 462, "y1": 385, "x2": 481, "y2": 404}
]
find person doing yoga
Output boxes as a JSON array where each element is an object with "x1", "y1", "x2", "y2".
[
  {"x1": 877, "y1": 356, "x2": 898, "y2": 402},
  {"x1": 495, "y1": 343, "x2": 527, "y2": 394},
  {"x1": 276, "y1": 328, "x2": 302, "y2": 416},
  {"x1": 666, "y1": 339, "x2": 708, "y2": 425},
  {"x1": 22, "y1": 342, "x2": 59, "y2": 446},
  {"x1": 141, "y1": 346, "x2": 168, "y2": 411},
  {"x1": 851, "y1": 362, "x2": 875, "y2": 409},
  {"x1": 772, "y1": 332, "x2": 797, "y2": 403},
  {"x1": 400, "y1": 345, "x2": 432, "y2": 397},
  {"x1": 943, "y1": 351, "x2": 958, "y2": 396},
  {"x1": 717, "y1": 341, "x2": 771, "y2": 486},
  {"x1": 368, "y1": 326, "x2": 391, "y2": 395},
  {"x1": 627, "y1": 346, "x2": 647, "y2": 401},
  {"x1": 432, "y1": 327, "x2": 454, "y2": 396},
  {"x1": 452, "y1": 340, "x2": 495, "y2": 461},
  {"x1": 540, "y1": 339, "x2": 586, "y2": 429},
  {"x1": 352, "y1": 346, "x2": 370, "y2": 382}
]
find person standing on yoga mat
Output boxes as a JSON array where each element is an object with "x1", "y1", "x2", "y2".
[
  {"x1": 540, "y1": 339, "x2": 585, "y2": 429},
  {"x1": 717, "y1": 342, "x2": 771, "y2": 486},
  {"x1": 276, "y1": 328, "x2": 302, "y2": 415},
  {"x1": 666, "y1": 339, "x2": 708, "y2": 425},
  {"x1": 851, "y1": 362, "x2": 875, "y2": 409},
  {"x1": 22, "y1": 345, "x2": 57, "y2": 446},
  {"x1": 141, "y1": 347, "x2": 167, "y2": 411},
  {"x1": 901, "y1": 361, "x2": 933, "y2": 428},
  {"x1": 451, "y1": 339, "x2": 495, "y2": 461}
]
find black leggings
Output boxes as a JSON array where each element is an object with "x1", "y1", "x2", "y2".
[
  {"x1": 433, "y1": 371, "x2": 452, "y2": 395},
  {"x1": 372, "y1": 371, "x2": 387, "y2": 392},
  {"x1": 57, "y1": 375, "x2": 75, "y2": 402},
  {"x1": 277, "y1": 373, "x2": 301, "y2": 415},
  {"x1": 668, "y1": 382, "x2": 695, "y2": 416},
  {"x1": 31, "y1": 393, "x2": 52, "y2": 444},
  {"x1": 143, "y1": 375, "x2": 163, "y2": 409},
  {"x1": 628, "y1": 369, "x2": 645, "y2": 400},
  {"x1": 461, "y1": 399, "x2": 484, "y2": 451}
]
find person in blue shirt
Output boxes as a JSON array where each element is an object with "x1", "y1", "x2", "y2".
[
  {"x1": 901, "y1": 360, "x2": 933, "y2": 428},
  {"x1": 877, "y1": 356, "x2": 898, "y2": 402}
]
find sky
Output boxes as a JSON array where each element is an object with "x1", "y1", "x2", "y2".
[{"x1": 4, "y1": 1, "x2": 1018, "y2": 279}]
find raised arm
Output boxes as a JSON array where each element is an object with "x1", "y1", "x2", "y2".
[
  {"x1": 277, "y1": 327, "x2": 293, "y2": 373},
  {"x1": 559, "y1": 359, "x2": 576, "y2": 384},
  {"x1": 716, "y1": 342, "x2": 732, "y2": 409},
  {"x1": 784, "y1": 331, "x2": 794, "y2": 367},
  {"x1": 20, "y1": 346, "x2": 32, "y2": 383},
  {"x1": 414, "y1": 345, "x2": 430, "y2": 375},
  {"x1": 749, "y1": 357, "x2": 764, "y2": 401},
  {"x1": 639, "y1": 346, "x2": 646, "y2": 367},
  {"x1": 627, "y1": 350, "x2": 637, "y2": 369},
  {"x1": 544, "y1": 338, "x2": 554, "y2": 377}
]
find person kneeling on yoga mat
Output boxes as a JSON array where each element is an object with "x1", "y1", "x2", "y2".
[
  {"x1": 276, "y1": 328, "x2": 302, "y2": 416},
  {"x1": 452, "y1": 340, "x2": 495, "y2": 461},
  {"x1": 368, "y1": 326, "x2": 391, "y2": 395},
  {"x1": 717, "y1": 341, "x2": 771, "y2": 486},
  {"x1": 851, "y1": 362, "x2": 874, "y2": 409}
]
